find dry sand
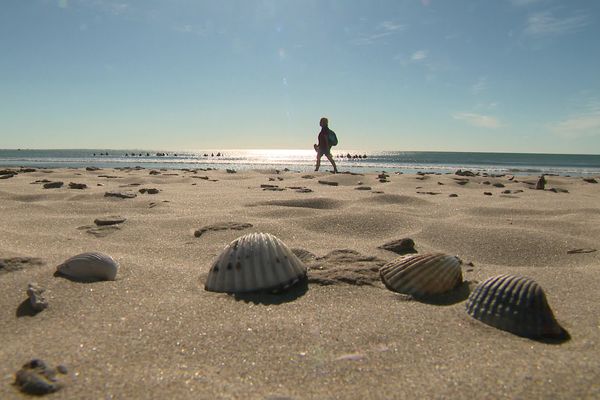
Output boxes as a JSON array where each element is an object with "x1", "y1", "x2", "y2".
[{"x1": 1, "y1": 167, "x2": 599, "y2": 399}]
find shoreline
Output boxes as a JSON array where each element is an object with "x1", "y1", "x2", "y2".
[{"x1": 1, "y1": 167, "x2": 599, "y2": 398}]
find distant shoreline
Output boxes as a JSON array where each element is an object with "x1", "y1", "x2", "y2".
[{"x1": 1, "y1": 149, "x2": 599, "y2": 176}]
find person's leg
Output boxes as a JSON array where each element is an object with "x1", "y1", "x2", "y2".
[
  {"x1": 326, "y1": 153, "x2": 338, "y2": 173},
  {"x1": 315, "y1": 151, "x2": 323, "y2": 171}
]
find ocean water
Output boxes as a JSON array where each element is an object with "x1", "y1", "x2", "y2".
[{"x1": 1, "y1": 149, "x2": 599, "y2": 176}]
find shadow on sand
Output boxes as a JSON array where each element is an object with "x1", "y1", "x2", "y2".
[{"x1": 232, "y1": 279, "x2": 309, "y2": 305}]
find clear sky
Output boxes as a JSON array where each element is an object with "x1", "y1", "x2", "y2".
[{"x1": 1, "y1": 0, "x2": 599, "y2": 153}]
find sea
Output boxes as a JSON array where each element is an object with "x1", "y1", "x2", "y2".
[{"x1": 1, "y1": 149, "x2": 599, "y2": 176}]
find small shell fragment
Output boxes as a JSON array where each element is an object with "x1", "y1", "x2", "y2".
[
  {"x1": 380, "y1": 253, "x2": 463, "y2": 297},
  {"x1": 56, "y1": 252, "x2": 118, "y2": 281},
  {"x1": 465, "y1": 274, "x2": 565, "y2": 339},
  {"x1": 204, "y1": 233, "x2": 307, "y2": 293}
]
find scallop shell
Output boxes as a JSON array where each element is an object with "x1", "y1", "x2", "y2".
[
  {"x1": 57, "y1": 252, "x2": 118, "y2": 281},
  {"x1": 379, "y1": 253, "x2": 463, "y2": 297},
  {"x1": 465, "y1": 274, "x2": 564, "y2": 339},
  {"x1": 204, "y1": 232, "x2": 307, "y2": 293}
]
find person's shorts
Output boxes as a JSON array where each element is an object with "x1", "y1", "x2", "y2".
[{"x1": 318, "y1": 146, "x2": 331, "y2": 156}]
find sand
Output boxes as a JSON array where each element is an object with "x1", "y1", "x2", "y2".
[{"x1": 1, "y1": 167, "x2": 599, "y2": 399}]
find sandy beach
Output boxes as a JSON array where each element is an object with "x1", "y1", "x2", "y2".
[{"x1": 1, "y1": 166, "x2": 599, "y2": 399}]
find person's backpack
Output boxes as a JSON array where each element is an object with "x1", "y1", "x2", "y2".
[{"x1": 328, "y1": 129, "x2": 338, "y2": 146}]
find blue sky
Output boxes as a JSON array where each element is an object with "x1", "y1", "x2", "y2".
[{"x1": 1, "y1": 0, "x2": 599, "y2": 153}]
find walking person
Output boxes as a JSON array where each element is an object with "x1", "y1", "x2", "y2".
[{"x1": 314, "y1": 117, "x2": 338, "y2": 173}]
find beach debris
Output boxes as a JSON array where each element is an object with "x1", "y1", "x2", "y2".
[
  {"x1": 205, "y1": 232, "x2": 307, "y2": 294},
  {"x1": 455, "y1": 169, "x2": 476, "y2": 177},
  {"x1": 380, "y1": 253, "x2": 463, "y2": 298},
  {"x1": 98, "y1": 175, "x2": 119, "y2": 178},
  {"x1": 56, "y1": 252, "x2": 119, "y2": 282},
  {"x1": 453, "y1": 178, "x2": 469, "y2": 185},
  {"x1": 417, "y1": 191, "x2": 442, "y2": 195},
  {"x1": 194, "y1": 222, "x2": 253, "y2": 238},
  {"x1": 68, "y1": 182, "x2": 87, "y2": 189},
  {"x1": 355, "y1": 186, "x2": 371, "y2": 191},
  {"x1": 318, "y1": 180, "x2": 338, "y2": 186},
  {"x1": 0, "y1": 173, "x2": 16, "y2": 179},
  {"x1": 378, "y1": 238, "x2": 416, "y2": 255},
  {"x1": 484, "y1": 192, "x2": 492, "y2": 196},
  {"x1": 567, "y1": 248, "x2": 597, "y2": 254},
  {"x1": 302, "y1": 175, "x2": 315, "y2": 179},
  {"x1": 14, "y1": 359, "x2": 66, "y2": 395},
  {"x1": 0, "y1": 169, "x2": 17, "y2": 175},
  {"x1": 261, "y1": 184, "x2": 285, "y2": 191},
  {"x1": 80, "y1": 225, "x2": 121, "y2": 237},
  {"x1": 583, "y1": 177, "x2": 598, "y2": 184},
  {"x1": 466, "y1": 274, "x2": 566, "y2": 339},
  {"x1": 547, "y1": 187, "x2": 569, "y2": 193},
  {"x1": 104, "y1": 191, "x2": 137, "y2": 199},
  {"x1": 149, "y1": 170, "x2": 161, "y2": 175},
  {"x1": 335, "y1": 353, "x2": 366, "y2": 362},
  {"x1": 86, "y1": 166, "x2": 100, "y2": 171},
  {"x1": 0, "y1": 257, "x2": 45, "y2": 275},
  {"x1": 31, "y1": 179, "x2": 51, "y2": 184},
  {"x1": 449, "y1": 193, "x2": 459, "y2": 197},
  {"x1": 43, "y1": 181, "x2": 63, "y2": 189},
  {"x1": 226, "y1": 169, "x2": 237, "y2": 173},
  {"x1": 307, "y1": 249, "x2": 386, "y2": 287},
  {"x1": 94, "y1": 216, "x2": 127, "y2": 226},
  {"x1": 535, "y1": 175, "x2": 546, "y2": 190},
  {"x1": 26, "y1": 283, "x2": 48, "y2": 312},
  {"x1": 493, "y1": 183, "x2": 505, "y2": 188},
  {"x1": 286, "y1": 186, "x2": 313, "y2": 193},
  {"x1": 502, "y1": 189, "x2": 524, "y2": 194},
  {"x1": 139, "y1": 188, "x2": 160, "y2": 194}
]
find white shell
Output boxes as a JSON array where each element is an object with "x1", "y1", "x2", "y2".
[
  {"x1": 57, "y1": 252, "x2": 118, "y2": 281},
  {"x1": 380, "y1": 253, "x2": 463, "y2": 297},
  {"x1": 204, "y1": 232, "x2": 307, "y2": 293}
]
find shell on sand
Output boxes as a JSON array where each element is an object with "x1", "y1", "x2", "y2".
[
  {"x1": 204, "y1": 232, "x2": 307, "y2": 293},
  {"x1": 57, "y1": 252, "x2": 118, "y2": 281},
  {"x1": 465, "y1": 274, "x2": 564, "y2": 339},
  {"x1": 379, "y1": 253, "x2": 463, "y2": 297}
]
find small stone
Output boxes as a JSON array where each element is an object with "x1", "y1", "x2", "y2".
[
  {"x1": 94, "y1": 216, "x2": 127, "y2": 226},
  {"x1": 492, "y1": 183, "x2": 505, "y2": 188},
  {"x1": 378, "y1": 238, "x2": 416, "y2": 255},
  {"x1": 68, "y1": 182, "x2": 87, "y2": 189},
  {"x1": 535, "y1": 175, "x2": 546, "y2": 190},
  {"x1": 27, "y1": 283, "x2": 48, "y2": 312},
  {"x1": 449, "y1": 193, "x2": 458, "y2": 197},
  {"x1": 15, "y1": 359, "x2": 64, "y2": 395},
  {"x1": 43, "y1": 181, "x2": 63, "y2": 189},
  {"x1": 484, "y1": 192, "x2": 492, "y2": 196},
  {"x1": 104, "y1": 191, "x2": 136, "y2": 199},
  {"x1": 139, "y1": 188, "x2": 160, "y2": 194}
]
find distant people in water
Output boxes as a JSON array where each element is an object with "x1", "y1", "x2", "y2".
[{"x1": 314, "y1": 117, "x2": 338, "y2": 173}]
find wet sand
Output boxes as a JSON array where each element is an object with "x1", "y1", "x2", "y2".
[{"x1": 1, "y1": 167, "x2": 599, "y2": 399}]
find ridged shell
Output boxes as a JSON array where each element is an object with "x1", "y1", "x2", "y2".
[
  {"x1": 204, "y1": 233, "x2": 307, "y2": 293},
  {"x1": 57, "y1": 252, "x2": 118, "y2": 281},
  {"x1": 380, "y1": 253, "x2": 463, "y2": 296},
  {"x1": 465, "y1": 274, "x2": 564, "y2": 338}
]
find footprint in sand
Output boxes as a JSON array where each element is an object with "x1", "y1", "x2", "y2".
[{"x1": 0, "y1": 257, "x2": 45, "y2": 275}]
